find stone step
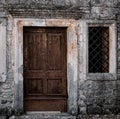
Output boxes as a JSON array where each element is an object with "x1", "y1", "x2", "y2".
[
  {"x1": 1, "y1": 114, "x2": 120, "y2": 119},
  {"x1": 8, "y1": 113, "x2": 76, "y2": 119}
]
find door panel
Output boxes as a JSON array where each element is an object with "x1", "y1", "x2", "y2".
[
  {"x1": 24, "y1": 99, "x2": 67, "y2": 112},
  {"x1": 25, "y1": 78, "x2": 43, "y2": 95},
  {"x1": 23, "y1": 27, "x2": 67, "y2": 112},
  {"x1": 47, "y1": 34, "x2": 61, "y2": 70},
  {"x1": 24, "y1": 33, "x2": 46, "y2": 70},
  {"x1": 47, "y1": 78, "x2": 62, "y2": 94}
]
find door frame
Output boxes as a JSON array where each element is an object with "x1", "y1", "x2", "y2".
[{"x1": 13, "y1": 19, "x2": 78, "y2": 115}]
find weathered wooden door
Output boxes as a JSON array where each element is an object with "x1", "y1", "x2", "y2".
[{"x1": 23, "y1": 27, "x2": 67, "y2": 112}]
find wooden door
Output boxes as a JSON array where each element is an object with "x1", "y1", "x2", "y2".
[{"x1": 23, "y1": 27, "x2": 67, "y2": 112}]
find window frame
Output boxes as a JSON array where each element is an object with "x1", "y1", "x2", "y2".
[
  {"x1": 78, "y1": 20, "x2": 117, "y2": 80},
  {"x1": 87, "y1": 22, "x2": 116, "y2": 79}
]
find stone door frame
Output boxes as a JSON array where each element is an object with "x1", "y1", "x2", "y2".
[{"x1": 13, "y1": 18, "x2": 78, "y2": 115}]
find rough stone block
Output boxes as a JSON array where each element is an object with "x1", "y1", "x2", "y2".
[
  {"x1": 90, "y1": 0, "x2": 117, "y2": 7},
  {"x1": 87, "y1": 105, "x2": 103, "y2": 114},
  {"x1": 0, "y1": 0, "x2": 5, "y2": 4},
  {"x1": 6, "y1": 0, "x2": 19, "y2": 4},
  {"x1": 0, "y1": 116, "x2": 6, "y2": 119}
]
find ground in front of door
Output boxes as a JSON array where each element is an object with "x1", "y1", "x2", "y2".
[{"x1": 1, "y1": 114, "x2": 120, "y2": 119}]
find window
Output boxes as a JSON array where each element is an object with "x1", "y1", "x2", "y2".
[{"x1": 88, "y1": 27, "x2": 109, "y2": 73}]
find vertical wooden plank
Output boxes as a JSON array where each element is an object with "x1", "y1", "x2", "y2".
[{"x1": 47, "y1": 33, "x2": 61, "y2": 70}]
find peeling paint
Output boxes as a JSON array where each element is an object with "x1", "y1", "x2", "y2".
[{"x1": 17, "y1": 20, "x2": 23, "y2": 33}]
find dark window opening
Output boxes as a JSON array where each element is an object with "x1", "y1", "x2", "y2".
[{"x1": 89, "y1": 27, "x2": 109, "y2": 73}]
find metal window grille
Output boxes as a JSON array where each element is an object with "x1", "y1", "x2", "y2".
[{"x1": 89, "y1": 27, "x2": 109, "y2": 73}]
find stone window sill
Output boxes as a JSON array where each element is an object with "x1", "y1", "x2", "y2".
[{"x1": 86, "y1": 73, "x2": 117, "y2": 80}]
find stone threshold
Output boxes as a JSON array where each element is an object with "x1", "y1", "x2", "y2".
[{"x1": 6, "y1": 112, "x2": 76, "y2": 119}]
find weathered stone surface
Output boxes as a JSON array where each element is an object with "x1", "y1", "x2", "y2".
[
  {"x1": 7, "y1": 114, "x2": 120, "y2": 119},
  {"x1": 0, "y1": 0, "x2": 5, "y2": 4},
  {"x1": 9, "y1": 113, "x2": 76, "y2": 119},
  {"x1": 0, "y1": 116, "x2": 6, "y2": 119},
  {"x1": 78, "y1": 114, "x2": 120, "y2": 119},
  {"x1": 78, "y1": 80, "x2": 119, "y2": 114},
  {"x1": 6, "y1": 0, "x2": 19, "y2": 4}
]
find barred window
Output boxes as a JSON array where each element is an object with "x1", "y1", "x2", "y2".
[{"x1": 88, "y1": 27, "x2": 109, "y2": 73}]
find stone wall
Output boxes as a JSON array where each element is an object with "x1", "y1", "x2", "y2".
[{"x1": 0, "y1": 0, "x2": 120, "y2": 117}]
